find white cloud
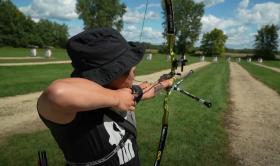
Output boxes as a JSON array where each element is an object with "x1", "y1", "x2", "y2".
[
  {"x1": 135, "y1": 3, "x2": 161, "y2": 10},
  {"x1": 201, "y1": 15, "x2": 237, "y2": 33},
  {"x1": 225, "y1": 26, "x2": 254, "y2": 48},
  {"x1": 194, "y1": 0, "x2": 224, "y2": 8},
  {"x1": 123, "y1": 7, "x2": 160, "y2": 25},
  {"x1": 68, "y1": 25, "x2": 83, "y2": 37},
  {"x1": 199, "y1": 1, "x2": 280, "y2": 49},
  {"x1": 238, "y1": 0, "x2": 249, "y2": 9},
  {"x1": 121, "y1": 26, "x2": 163, "y2": 44},
  {"x1": 19, "y1": 0, "x2": 78, "y2": 20},
  {"x1": 237, "y1": 1, "x2": 280, "y2": 27},
  {"x1": 200, "y1": 15, "x2": 255, "y2": 48}
]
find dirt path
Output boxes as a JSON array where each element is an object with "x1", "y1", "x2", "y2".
[
  {"x1": 0, "y1": 60, "x2": 71, "y2": 66},
  {"x1": 253, "y1": 62, "x2": 280, "y2": 73},
  {"x1": 0, "y1": 62, "x2": 210, "y2": 143},
  {"x1": 0, "y1": 57, "x2": 44, "y2": 60},
  {"x1": 228, "y1": 63, "x2": 280, "y2": 166},
  {"x1": 136, "y1": 62, "x2": 210, "y2": 82}
]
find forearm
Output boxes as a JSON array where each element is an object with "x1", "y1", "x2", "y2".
[{"x1": 140, "y1": 78, "x2": 173, "y2": 100}]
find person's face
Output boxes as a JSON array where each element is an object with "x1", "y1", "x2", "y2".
[{"x1": 107, "y1": 66, "x2": 136, "y2": 89}]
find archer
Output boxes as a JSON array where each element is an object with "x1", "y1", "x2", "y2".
[{"x1": 37, "y1": 27, "x2": 173, "y2": 166}]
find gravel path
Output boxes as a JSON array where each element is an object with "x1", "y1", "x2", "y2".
[
  {"x1": 252, "y1": 62, "x2": 280, "y2": 73},
  {"x1": 228, "y1": 63, "x2": 280, "y2": 166},
  {"x1": 0, "y1": 62, "x2": 210, "y2": 143}
]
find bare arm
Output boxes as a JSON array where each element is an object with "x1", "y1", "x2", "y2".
[
  {"x1": 37, "y1": 78, "x2": 135, "y2": 124},
  {"x1": 139, "y1": 78, "x2": 174, "y2": 100}
]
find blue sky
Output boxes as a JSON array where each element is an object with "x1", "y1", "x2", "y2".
[{"x1": 11, "y1": 0, "x2": 280, "y2": 49}]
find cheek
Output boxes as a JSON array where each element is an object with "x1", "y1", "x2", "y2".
[{"x1": 125, "y1": 75, "x2": 134, "y2": 87}]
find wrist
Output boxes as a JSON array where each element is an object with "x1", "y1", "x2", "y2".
[
  {"x1": 109, "y1": 89, "x2": 120, "y2": 108},
  {"x1": 131, "y1": 85, "x2": 143, "y2": 103}
]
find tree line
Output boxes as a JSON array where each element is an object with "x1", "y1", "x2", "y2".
[
  {"x1": 1, "y1": 0, "x2": 278, "y2": 59},
  {"x1": 0, "y1": 0, "x2": 68, "y2": 48},
  {"x1": 77, "y1": 0, "x2": 279, "y2": 60}
]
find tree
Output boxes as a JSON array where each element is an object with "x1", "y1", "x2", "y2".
[
  {"x1": 162, "y1": 0, "x2": 204, "y2": 55},
  {"x1": 0, "y1": 0, "x2": 69, "y2": 48},
  {"x1": 254, "y1": 24, "x2": 279, "y2": 60},
  {"x1": 200, "y1": 28, "x2": 227, "y2": 56},
  {"x1": 36, "y1": 20, "x2": 68, "y2": 47},
  {"x1": 0, "y1": 0, "x2": 27, "y2": 46},
  {"x1": 76, "y1": 0, "x2": 126, "y2": 31}
]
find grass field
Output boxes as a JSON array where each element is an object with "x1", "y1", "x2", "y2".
[
  {"x1": 223, "y1": 52, "x2": 252, "y2": 57},
  {"x1": 0, "y1": 47, "x2": 69, "y2": 62},
  {"x1": 0, "y1": 64, "x2": 72, "y2": 97},
  {"x1": 0, "y1": 47, "x2": 201, "y2": 64},
  {"x1": 0, "y1": 55, "x2": 200, "y2": 97},
  {"x1": 137, "y1": 62, "x2": 233, "y2": 165},
  {"x1": 0, "y1": 47, "x2": 69, "y2": 58},
  {"x1": 240, "y1": 62, "x2": 280, "y2": 94},
  {"x1": 0, "y1": 62, "x2": 234, "y2": 165},
  {"x1": 262, "y1": 60, "x2": 280, "y2": 68}
]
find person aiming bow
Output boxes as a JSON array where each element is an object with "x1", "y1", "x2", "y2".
[{"x1": 37, "y1": 27, "x2": 174, "y2": 166}]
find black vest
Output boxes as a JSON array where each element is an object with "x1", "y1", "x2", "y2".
[{"x1": 39, "y1": 108, "x2": 140, "y2": 166}]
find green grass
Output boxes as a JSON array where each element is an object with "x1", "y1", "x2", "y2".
[
  {"x1": 0, "y1": 58, "x2": 69, "y2": 63},
  {"x1": 262, "y1": 60, "x2": 280, "y2": 68},
  {"x1": 136, "y1": 54, "x2": 200, "y2": 75},
  {"x1": 0, "y1": 47, "x2": 69, "y2": 62},
  {"x1": 0, "y1": 47, "x2": 33, "y2": 57},
  {"x1": 0, "y1": 130, "x2": 64, "y2": 165},
  {"x1": 0, "y1": 55, "x2": 200, "y2": 97},
  {"x1": 240, "y1": 62, "x2": 280, "y2": 94},
  {"x1": 0, "y1": 62, "x2": 233, "y2": 165},
  {"x1": 136, "y1": 62, "x2": 233, "y2": 165},
  {"x1": 0, "y1": 64, "x2": 72, "y2": 97}
]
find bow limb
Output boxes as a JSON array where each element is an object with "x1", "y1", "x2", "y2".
[{"x1": 154, "y1": 0, "x2": 175, "y2": 165}]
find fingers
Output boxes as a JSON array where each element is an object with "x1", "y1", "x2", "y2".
[{"x1": 128, "y1": 106, "x2": 135, "y2": 112}]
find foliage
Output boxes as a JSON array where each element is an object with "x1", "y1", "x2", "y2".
[
  {"x1": 225, "y1": 48, "x2": 255, "y2": 54},
  {"x1": 161, "y1": 0, "x2": 204, "y2": 55},
  {"x1": 254, "y1": 24, "x2": 279, "y2": 60},
  {"x1": 36, "y1": 20, "x2": 68, "y2": 48},
  {"x1": 0, "y1": 0, "x2": 69, "y2": 48},
  {"x1": 76, "y1": 0, "x2": 126, "y2": 31},
  {"x1": 200, "y1": 28, "x2": 227, "y2": 57}
]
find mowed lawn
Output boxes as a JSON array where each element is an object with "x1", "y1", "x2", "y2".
[
  {"x1": 240, "y1": 62, "x2": 280, "y2": 94},
  {"x1": 262, "y1": 60, "x2": 280, "y2": 68},
  {"x1": 0, "y1": 62, "x2": 234, "y2": 165},
  {"x1": 0, "y1": 64, "x2": 72, "y2": 97},
  {"x1": 0, "y1": 47, "x2": 70, "y2": 62},
  {"x1": 0, "y1": 54, "x2": 200, "y2": 97}
]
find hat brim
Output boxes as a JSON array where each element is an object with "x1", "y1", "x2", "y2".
[{"x1": 76, "y1": 42, "x2": 144, "y2": 85}]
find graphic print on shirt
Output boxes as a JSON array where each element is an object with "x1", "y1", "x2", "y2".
[{"x1": 103, "y1": 115, "x2": 135, "y2": 165}]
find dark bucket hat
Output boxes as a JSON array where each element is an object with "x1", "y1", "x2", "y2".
[{"x1": 67, "y1": 27, "x2": 145, "y2": 85}]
